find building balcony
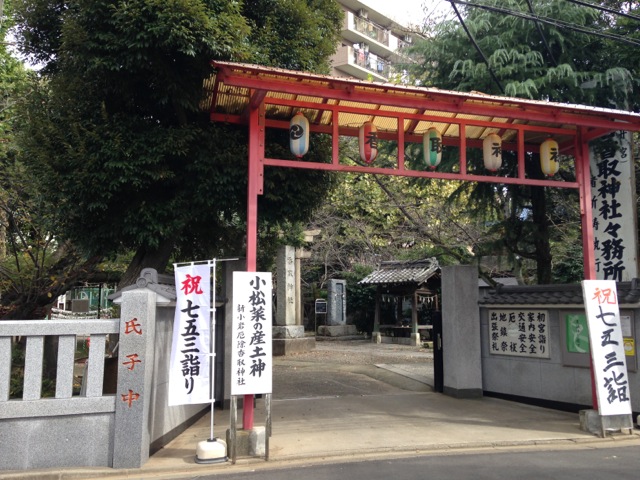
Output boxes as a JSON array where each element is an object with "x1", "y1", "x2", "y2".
[
  {"x1": 342, "y1": 11, "x2": 398, "y2": 58},
  {"x1": 331, "y1": 44, "x2": 391, "y2": 82},
  {"x1": 353, "y1": 15, "x2": 389, "y2": 46}
]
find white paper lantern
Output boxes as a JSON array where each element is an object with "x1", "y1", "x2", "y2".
[{"x1": 482, "y1": 133, "x2": 502, "y2": 172}]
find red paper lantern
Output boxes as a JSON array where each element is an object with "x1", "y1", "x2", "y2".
[{"x1": 359, "y1": 122, "x2": 378, "y2": 164}]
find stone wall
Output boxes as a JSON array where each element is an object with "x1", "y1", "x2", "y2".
[
  {"x1": 479, "y1": 303, "x2": 640, "y2": 414},
  {"x1": 0, "y1": 289, "x2": 208, "y2": 471}
]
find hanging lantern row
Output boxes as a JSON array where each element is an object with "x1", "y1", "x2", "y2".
[
  {"x1": 288, "y1": 115, "x2": 559, "y2": 176},
  {"x1": 540, "y1": 138, "x2": 559, "y2": 176},
  {"x1": 290, "y1": 114, "x2": 381, "y2": 164},
  {"x1": 480, "y1": 133, "x2": 561, "y2": 176}
]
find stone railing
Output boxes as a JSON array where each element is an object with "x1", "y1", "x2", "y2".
[{"x1": 0, "y1": 290, "x2": 199, "y2": 472}]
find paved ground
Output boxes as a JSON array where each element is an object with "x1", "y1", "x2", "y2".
[
  {"x1": 286, "y1": 339, "x2": 434, "y2": 365},
  {"x1": 273, "y1": 339, "x2": 435, "y2": 399},
  {"x1": 8, "y1": 339, "x2": 640, "y2": 480}
]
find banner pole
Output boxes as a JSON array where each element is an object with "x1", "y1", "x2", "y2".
[
  {"x1": 193, "y1": 258, "x2": 227, "y2": 463},
  {"x1": 209, "y1": 258, "x2": 217, "y2": 440}
]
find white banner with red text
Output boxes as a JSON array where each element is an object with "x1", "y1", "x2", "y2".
[
  {"x1": 168, "y1": 264, "x2": 212, "y2": 406},
  {"x1": 582, "y1": 280, "x2": 632, "y2": 416}
]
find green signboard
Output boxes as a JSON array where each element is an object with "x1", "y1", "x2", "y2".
[{"x1": 565, "y1": 313, "x2": 589, "y2": 354}]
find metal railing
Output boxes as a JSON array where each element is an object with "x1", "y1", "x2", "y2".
[
  {"x1": 351, "y1": 47, "x2": 391, "y2": 78},
  {"x1": 353, "y1": 16, "x2": 389, "y2": 46}
]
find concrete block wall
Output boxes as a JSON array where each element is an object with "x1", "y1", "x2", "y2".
[
  {"x1": 147, "y1": 304, "x2": 208, "y2": 451},
  {"x1": 480, "y1": 307, "x2": 640, "y2": 413}
]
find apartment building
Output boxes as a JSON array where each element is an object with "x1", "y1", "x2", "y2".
[{"x1": 331, "y1": 0, "x2": 419, "y2": 82}]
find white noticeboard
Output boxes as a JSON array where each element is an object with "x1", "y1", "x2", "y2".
[
  {"x1": 168, "y1": 264, "x2": 212, "y2": 406},
  {"x1": 582, "y1": 280, "x2": 632, "y2": 416},
  {"x1": 231, "y1": 272, "x2": 273, "y2": 396},
  {"x1": 488, "y1": 309, "x2": 550, "y2": 358},
  {"x1": 590, "y1": 131, "x2": 638, "y2": 281}
]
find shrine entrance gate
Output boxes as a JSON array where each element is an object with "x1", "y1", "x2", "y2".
[{"x1": 206, "y1": 61, "x2": 640, "y2": 429}]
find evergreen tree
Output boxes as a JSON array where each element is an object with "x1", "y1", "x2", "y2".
[
  {"x1": 405, "y1": 0, "x2": 638, "y2": 283},
  {"x1": 11, "y1": 0, "x2": 343, "y2": 291}
]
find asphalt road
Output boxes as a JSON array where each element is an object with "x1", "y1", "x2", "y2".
[{"x1": 190, "y1": 445, "x2": 640, "y2": 480}]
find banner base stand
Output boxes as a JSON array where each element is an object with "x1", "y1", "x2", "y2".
[
  {"x1": 579, "y1": 409, "x2": 633, "y2": 437},
  {"x1": 195, "y1": 438, "x2": 228, "y2": 464}
]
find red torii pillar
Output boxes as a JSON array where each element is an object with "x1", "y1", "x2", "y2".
[
  {"x1": 576, "y1": 127, "x2": 598, "y2": 410},
  {"x1": 243, "y1": 99, "x2": 265, "y2": 429}
]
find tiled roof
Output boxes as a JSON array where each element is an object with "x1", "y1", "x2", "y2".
[
  {"x1": 109, "y1": 268, "x2": 177, "y2": 301},
  {"x1": 207, "y1": 62, "x2": 640, "y2": 150},
  {"x1": 480, "y1": 280, "x2": 640, "y2": 306},
  {"x1": 109, "y1": 268, "x2": 227, "y2": 307},
  {"x1": 359, "y1": 258, "x2": 440, "y2": 286}
]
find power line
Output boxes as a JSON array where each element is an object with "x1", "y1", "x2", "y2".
[
  {"x1": 525, "y1": 0, "x2": 558, "y2": 66},
  {"x1": 565, "y1": 0, "x2": 640, "y2": 23},
  {"x1": 449, "y1": 0, "x2": 640, "y2": 47},
  {"x1": 448, "y1": 0, "x2": 505, "y2": 93}
]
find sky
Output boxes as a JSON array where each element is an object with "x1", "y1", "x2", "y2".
[{"x1": 362, "y1": 0, "x2": 453, "y2": 27}]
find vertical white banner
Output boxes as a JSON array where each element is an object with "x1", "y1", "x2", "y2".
[
  {"x1": 168, "y1": 264, "x2": 211, "y2": 406},
  {"x1": 590, "y1": 131, "x2": 639, "y2": 281},
  {"x1": 582, "y1": 280, "x2": 631, "y2": 416},
  {"x1": 231, "y1": 272, "x2": 273, "y2": 396}
]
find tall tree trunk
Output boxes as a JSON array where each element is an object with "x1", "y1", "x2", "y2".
[
  {"x1": 531, "y1": 185, "x2": 552, "y2": 283},
  {"x1": 1, "y1": 250, "x2": 103, "y2": 320},
  {"x1": 0, "y1": 208, "x2": 6, "y2": 259},
  {"x1": 117, "y1": 239, "x2": 175, "y2": 289},
  {"x1": 529, "y1": 151, "x2": 553, "y2": 287}
]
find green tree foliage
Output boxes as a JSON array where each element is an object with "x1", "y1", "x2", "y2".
[
  {"x1": 0, "y1": 0, "x2": 86, "y2": 319},
  {"x1": 11, "y1": 0, "x2": 343, "y2": 290},
  {"x1": 404, "y1": 0, "x2": 639, "y2": 283},
  {"x1": 410, "y1": 0, "x2": 637, "y2": 106},
  {"x1": 305, "y1": 139, "x2": 495, "y2": 288}
]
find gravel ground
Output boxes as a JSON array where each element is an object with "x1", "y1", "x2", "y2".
[{"x1": 275, "y1": 339, "x2": 434, "y2": 366}]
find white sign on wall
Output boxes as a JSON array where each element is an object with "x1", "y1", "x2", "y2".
[
  {"x1": 169, "y1": 264, "x2": 212, "y2": 406},
  {"x1": 590, "y1": 131, "x2": 638, "y2": 281},
  {"x1": 488, "y1": 309, "x2": 550, "y2": 358},
  {"x1": 582, "y1": 280, "x2": 631, "y2": 416},
  {"x1": 231, "y1": 272, "x2": 273, "y2": 396}
]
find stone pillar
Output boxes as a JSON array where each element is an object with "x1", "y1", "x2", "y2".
[
  {"x1": 327, "y1": 279, "x2": 346, "y2": 326},
  {"x1": 276, "y1": 246, "x2": 296, "y2": 327},
  {"x1": 372, "y1": 286, "x2": 382, "y2": 343},
  {"x1": 295, "y1": 249, "x2": 302, "y2": 326},
  {"x1": 410, "y1": 291, "x2": 420, "y2": 346},
  {"x1": 441, "y1": 266, "x2": 482, "y2": 398},
  {"x1": 317, "y1": 279, "x2": 357, "y2": 338},
  {"x1": 274, "y1": 246, "x2": 313, "y2": 355},
  {"x1": 294, "y1": 248, "x2": 311, "y2": 326},
  {"x1": 112, "y1": 291, "x2": 156, "y2": 468}
]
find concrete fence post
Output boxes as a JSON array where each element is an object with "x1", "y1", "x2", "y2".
[
  {"x1": 112, "y1": 290, "x2": 157, "y2": 468},
  {"x1": 442, "y1": 266, "x2": 483, "y2": 398}
]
